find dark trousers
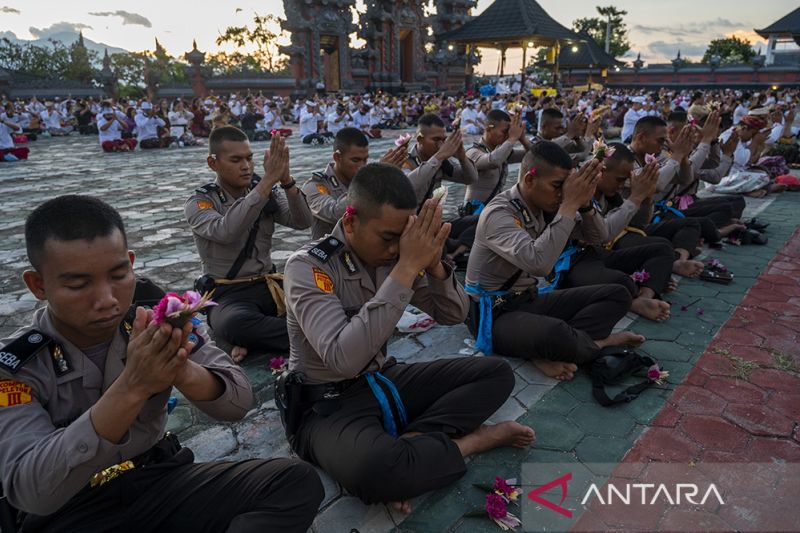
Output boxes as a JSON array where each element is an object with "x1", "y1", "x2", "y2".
[
  {"x1": 492, "y1": 284, "x2": 631, "y2": 365},
  {"x1": 140, "y1": 136, "x2": 177, "y2": 149},
  {"x1": 633, "y1": 216, "x2": 717, "y2": 253},
  {"x1": 294, "y1": 357, "x2": 514, "y2": 504},
  {"x1": 681, "y1": 196, "x2": 745, "y2": 228},
  {"x1": 301, "y1": 132, "x2": 333, "y2": 144},
  {"x1": 446, "y1": 215, "x2": 478, "y2": 253},
  {"x1": 208, "y1": 282, "x2": 289, "y2": 353},
  {"x1": 22, "y1": 451, "x2": 323, "y2": 533},
  {"x1": 562, "y1": 243, "x2": 674, "y2": 298}
]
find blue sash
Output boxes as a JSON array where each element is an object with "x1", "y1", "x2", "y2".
[
  {"x1": 651, "y1": 201, "x2": 685, "y2": 224},
  {"x1": 365, "y1": 371, "x2": 407, "y2": 438},
  {"x1": 465, "y1": 283, "x2": 510, "y2": 354},
  {"x1": 464, "y1": 199, "x2": 486, "y2": 216},
  {"x1": 537, "y1": 244, "x2": 579, "y2": 294}
]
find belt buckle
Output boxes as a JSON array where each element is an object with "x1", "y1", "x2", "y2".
[
  {"x1": 323, "y1": 383, "x2": 341, "y2": 400},
  {"x1": 89, "y1": 460, "x2": 136, "y2": 489}
]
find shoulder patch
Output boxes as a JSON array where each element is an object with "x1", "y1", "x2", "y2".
[
  {"x1": 308, "y1": 236, "x2": 344, "y2": 263},
  {"x1": 313, "y1": 268, "x2": 335, "y2": 294},
  {"x1": 340, "y1": 251, "x2": 359, "y2": 275},
  {"x1": 197, "y1": 199, "x2": 214, "y2": 210},
  {"x1": 316, "y1": 184, "x2": 330, "y2": 195},
  {"x1": 0, "y1": 330, "x2": 52, "y2": 374},
  {"x1": 509, "y1": 198, "x2": 532, "y2": 225},
  {"x1": 0, "y1": 379, "x2": 32, "y2": 407},
  {"x1": 513, "y1": 216, "x2": 523, "y2": 228}
]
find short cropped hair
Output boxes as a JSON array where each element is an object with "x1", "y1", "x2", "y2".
[
  {"x1": 667, "y1": 110, "x2": 687, "y2": 124},
  {"x1": 520, "y1": 140, "x2": 572, "y2": 179},
  {"x1": 334, "y1": 127, "x2": 369, "y2": 154},
  {"x1": 604, "y1": 143, "x2": 636, "y2": 167},
  {"x1": 347, "y1": 163, "x2": 417, "y2": 220},
  {"x1": 209, "y1": 125, "x2": 248, "y2": 155},
  {"x1": 25, "y1": 195, "x2": 127, "y2": 271},
  {"x1": 633, "y1": 116, "x2": 667, "y2": 138},
  {"x1": 540, "y1": 108, "x2": 564, "y2": 123},
  {"x1": 417, "y1": 113, "x2": 445, "y2": 129},
  {"x1": 486, "y1": 109, "x2": 511, "y2": 124}
]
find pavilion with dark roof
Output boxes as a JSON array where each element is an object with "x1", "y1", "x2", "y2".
[
  {"x1": 537, "y1": 30, "x2": 623, "y2": 83},
  {"x1": 440, "y1": 0, "x2": 581, "y2": 82},
  {"x1": 755, "y1": 6, "x2": 800, "y2": 66}
]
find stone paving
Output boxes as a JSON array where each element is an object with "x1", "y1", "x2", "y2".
[{"x1": 1, "y1": 134, "x2": 798, "y2": 532}]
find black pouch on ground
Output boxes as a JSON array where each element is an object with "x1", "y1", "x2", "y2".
[{"x1": 589, "y1": 346, "x2": 661, "y2": 407}]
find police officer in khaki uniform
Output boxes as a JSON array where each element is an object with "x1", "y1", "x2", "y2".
[
  {"x1": 302, "y1": 127, "x2": 407, "y2": 239},
  {"x1": 464, "y1": 109, "x2": 532, "y2": 210},
  {"x1": 405, "y1": 113, "x2": 479, "y2": 263},
  {"x1": 185, "y1": 127, "x2": 312, "y2": 362},
  {"x1": 0, "y1": 195, "x2": 322, "y2": 533},
  {"x1": 281, "y1": 163, "x2": 534, "y2": 513},
  {"x1": 404, "y1": 113, "x2": 478, "y2": 206},
  {"x1": 465, "y1": 142, "x2": 645, "y2": 381}
]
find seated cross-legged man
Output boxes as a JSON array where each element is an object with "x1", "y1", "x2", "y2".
[
  {"x1": 0, "y1": 195, "x2": 323, "y2": 533},
  {"x1": 596, "y1": 143, "x2": 705, "y2": 281},
  {"x1": 561, "y1": 152, "x2": 673, "y2": 322},
  {"x1": 302, "y1": 127, "x2": 409, "y2": 239},
  {"x1": 185, "y1": 127, "x2": 313, "y2": 362},
  {"x1": 465, "y1": 142, "x2": 645, "y2": 381},
  {"x1": 282, "y1": 163, "x2": 535, "y2": 514}
]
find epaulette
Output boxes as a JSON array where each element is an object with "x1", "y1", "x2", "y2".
[
  {"x1": 0, "y1": 330, "x2": 52, "y2": 374},
  {"x1": 308, "y1": 236, "x2": 344, "y2": 263},
  {"x1": 472, "y1": 141, "x2": 490, "y2": 153},
  {"x1": 311, "y1": 171, "x2": 327, "y2": 181},
  {"x1": 195, "y1": 182, "x2": 220, "y2": 194},
  {"x1": 509, "y1": 198, "x2": 532, "y2": 225}
]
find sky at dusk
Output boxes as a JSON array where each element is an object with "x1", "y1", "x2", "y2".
[{"x1": 0, "y1": 0, "x2": 797, "y2": 75}]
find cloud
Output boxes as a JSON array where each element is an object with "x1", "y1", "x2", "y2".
[
  {"x1": 647, "y1": 40, "x2": 708, "y2": 59},
  {"x1": 29, "y1": 22, "x2": 93, "y2": 39},
  {"x1": 632, "y1": 18, "x2": 748, "y2": 38},
  {"x1": 89, "y1": 10, "x2": 152, "y2": 28},
  {"x1": 0, "y1": 6, "x2": 20, "y2": 14}
]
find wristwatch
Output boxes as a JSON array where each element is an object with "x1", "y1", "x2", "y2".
[
  {"x1": 578, "y1": 204, "x2": 595, "y2": 213},
  {"x1": 279, "y1": 178, "x2": 297, "y2": 190}
]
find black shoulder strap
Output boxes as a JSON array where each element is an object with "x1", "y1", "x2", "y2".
[
  {"x1": 311, "y1": 171, "x2": 326, "y2": 180},
  {"x1": 472, "y1": 141, "x2": 490, "y2": 153},
  {"x1": 498, "y1": 269, "x2": 523, "y2": 293},
  {"x1": 509, "y1": 198, "x2": 532, "y2": 225},
  {"x1": 308, "y1": 236, "x2": 345, "y2": 263},
  {"x1": 196, "y1": 182, "x2": 226, "y2": 204},
  {"x1": 0, "y1": 330, "x2": 52, "y2": 374},
  {"x1": 227, "y1": 218, "x2": 261, "y2": 280}
]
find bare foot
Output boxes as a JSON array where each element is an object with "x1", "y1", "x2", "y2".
[
  {"x1": 597, "y1": 331, "x2": 646, "y2": 349},
  {"x1": 533, "y1": 360, "x2": 578, "y2": 381},
  {"x1": 630, "y1": 297, "x2": 670, "y2": 322},
  {"x1": 769, "y1": 183, "x2": 788, "y2": 194},
  {"x1": 664, "y1": 276, "x2": 679, "y2": 293},
  {"x1": 454, "y1": 421, "x2": 536, "y2": 457},
  {"x1": 719, "y1": 223, "x2": 746, "y2": 237},
  {"x1": 747, "y1": 189, "x2": 768, "y2": 198},
  {"x1": 673, "y1": 259, "x2": 704, "y2": 278},
  {"x1": 390, "y1": 500, "x2": 412, "y2": 514},
  {"x1": 231, "y1": 346, "x2": 248, "y2": 363}
]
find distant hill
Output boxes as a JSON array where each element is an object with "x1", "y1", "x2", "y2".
[{"x1": 0, "y1": 30, "x2": 129, "y2": 56}]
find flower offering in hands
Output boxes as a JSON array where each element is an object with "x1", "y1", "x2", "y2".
[{"x1": 152, "y1": 290, "x2": 217, "y2": 328}]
